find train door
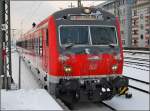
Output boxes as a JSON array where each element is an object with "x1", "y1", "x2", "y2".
[
  {"x1": 42, "y1": 28, "x2": 49, "y2": 72},
  {"x1": 34, "y1": 33, "x2": 39, "y2": 68},
  {"x1": 39, "y1": 31, "x2": 43, "y2": 67}
]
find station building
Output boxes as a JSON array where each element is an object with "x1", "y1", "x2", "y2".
[
  {"x1": 96, "y1": 0, "x2": 135, "y2": 47},
  {"x1": 131, "y1": 0, "x2": 150, "y2": 48}
]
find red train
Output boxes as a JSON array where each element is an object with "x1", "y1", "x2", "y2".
[{"x1": 17, "y1": 7, "x2": 129, "y2": 103}]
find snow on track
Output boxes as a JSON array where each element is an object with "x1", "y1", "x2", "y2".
[
  {"x1": 124, "y1": 52, "x2": 149, "y2": 60},
  {"x1": 103, "y1": 88, "x2": 149, "y2": 110},
  {"x1": 124, "y1": 64, "x2": 149, "y2": 71},
  {"x1": 124, "y1": 57, "x2": 149, "y2": 63},
  {"x1": 1, "y1": 89, "x2": 63, "y2": 110},
  {"x1": 129, "y1": 79, "x2": 149, "y2": 93},
  {"x1": 123, "y1": 66, "x2": 149, "y2": 83}
]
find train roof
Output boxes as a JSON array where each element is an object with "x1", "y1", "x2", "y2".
[
  {"x1": 52, "y1": 7, "x2": 116, "y2": 20},
  {"x1": 20, "y1": 7, "x2": 116, "y2": 41}
]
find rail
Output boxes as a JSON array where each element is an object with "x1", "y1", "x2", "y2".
[
  {"x1": 123, "y1": 76, "x2": 150, "y2": 94},
  {"x1": 123, "y1": 50, "x2": 150, "y2": 55}
]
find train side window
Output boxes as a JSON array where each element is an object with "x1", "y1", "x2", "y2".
[
  {"x1": 26, "y1": 40, "x2": 28, "y2": 49},
  {"x1": 29, "y1": 39, "x2": 31, "y2": 49},
  {"x1": 35, "y1": 38, "x2": 39, "y2": 55},
  {"x1": 27, "y1": 40, "x2": 29, "y2": 49},
  {"x1": 39, "y1": 36, "x2": 43, "y2": 56},
  {"x1": 22, "y1": 41, "x2": 23, "y2": 47},
  {"x1": 32, "y1": 39, "x2": 34, "y2": 49},
  {"x1": 36, "y1": 38, "x2": 39, "y2": 55},
  {"x1": 23, "y1": 41, "x2": 24, "y2": 48},
  {"x1": 46, "y1": 29, "x2": 49, "y2": 46},
  {"x1": 30, "y1": 39, "x2": 32, "y2": 49},
  {"x1": 23, "y1": 41, "x2": 25, "y2": 48},
  {"x1": 28, "y1": 39, "x2": 30, "y2": 49},
  {"x1": 28, "y1": 40, "x2": 30, "y2": 49},
  {"x1": 25, "y1": 40, "x2": 27, "y2": 48},
  {"x1": 24, "y1": 41, "x2": 26, "y2": 48}
]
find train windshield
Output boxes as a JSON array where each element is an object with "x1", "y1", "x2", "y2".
[
  {"x1": 90, "y1": 26, "x2": 117, "y2": 45},
  {"x1": 59, "y1": 26, "x2": 118, "y2": 46},
  {"x1": 60, "y1": 26, "x2": 89, "y2": 45}
]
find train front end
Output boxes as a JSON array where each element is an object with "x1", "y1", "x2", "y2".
[{"x1": 49, "y1": 7, "x2": 129, "y2": 103}]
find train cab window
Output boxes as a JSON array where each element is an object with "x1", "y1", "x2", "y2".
[
  {"x1": 60, "y1": 26, "x2": 89, "y2": 45},
  {"x1": 90, "y1": 27, "x2": 117, "y2": 45},
  {"x1": 46, "y1": 29, "x2": 49, "y2": 46}
]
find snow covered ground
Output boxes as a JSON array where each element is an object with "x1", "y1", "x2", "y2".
[
  {"x1": 1, "y1": 51, "x2": 62, "y2": 110},
  {"x1": 104, "y1": 88, "x2": 149, "y2": 110},
  {"x1": 129, "y1": 79, "x2": 149, "y2": 92},
  {"x1": 11, "y1": 51, "x2": 40, "y2": 89},
  {"x1": 123, "y1": 65, "x2": 149, "y2": 82},
  {"x1": 1, "y1": 89, "x2": 62, "y2": 110},
  {"x1": 104, "y1": 52, "x2": 149, "y2": 110},
  {"x1": 123, "y1": 51, "x2": 149, "y2": 82}
]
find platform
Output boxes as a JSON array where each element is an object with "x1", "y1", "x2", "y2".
[{"x1": 1, "y1": 89, "x2": 63, "y2": 110}]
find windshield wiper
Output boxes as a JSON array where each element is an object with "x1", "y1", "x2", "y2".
[
  {"x1": 64, "y1": 43, "x2": 74, "y2": 49},
  {"x1": 108, "y1": 44, "x2": 115, "y2": 48}
]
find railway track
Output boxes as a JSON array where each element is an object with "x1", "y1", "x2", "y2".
[
  {"x1": 123, "y1": 76, "x2": 150, "y2": 94},
  {"x1": 124, "y1": 61, "x2": 149, "y2": 68},
  {"x1": 64, "y1": 101, "x2": 117, "y2": 111},
  {"x1": 124, "y1": 65, "x2": 149, "y2": 71},
  {"x1": 124, "y1": 57, "x2": 150, "y2": 62},
  {"x1": 123, "y1": 50, "x2": 150, "y2": 55},
  {"x1": 124, "y1": 55, "x2": 150, "y2": 71},
  {"x1": 100, "y1": 102, "x2": 117, "y2": 111},
  {"x1": 54, "y1": 98, "x2": 70, "y2": 111},
  {"x1": 124, "y1": 56, "x2": 149, "y2": 67}
]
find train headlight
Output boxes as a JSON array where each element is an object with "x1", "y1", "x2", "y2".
[
  {"x1": 112, "y1": 64, "x2": 118, "y2": 71},
  {"x1": 64, "y1": 66, "x2": 72, "y2": 73},
  {"x1": 83, "y1": 8, "x2": 91, "y2": 14}
]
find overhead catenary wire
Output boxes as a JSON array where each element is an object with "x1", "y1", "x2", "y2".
[
  {"x1": 20, "y1": 2, "x2": 38, "y2": 23},
  {"x1": 20, "y1": 2, "x2": 43, "y2": 34},
  {"x1": 21, "y1": 2, "x2": 43, "y2": 28},
  {"x1": 25, "y1": 2, "x2": 43, "y2": 24}
]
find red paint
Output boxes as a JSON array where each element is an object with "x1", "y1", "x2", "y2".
[
  {"x1": 115, "y1": 16, "x2": 124, "y2": 74},
  {"x1": 17, "y1": 15, "x2": 123, "y2": 79}
]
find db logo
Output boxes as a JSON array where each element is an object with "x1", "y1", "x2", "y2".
[{"x1": 89, "y1": 63, "x2": 97, "y2": 70}]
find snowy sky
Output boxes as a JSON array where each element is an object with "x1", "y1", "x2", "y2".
[{"x1": 10, "y1": 1, "x2": 105, "y2": 39}]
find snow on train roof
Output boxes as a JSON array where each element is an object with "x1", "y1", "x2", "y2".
[
  {"x1": 19, "y1": 7, "x2": 116, "y2": 40},
  {"x1": 53, "y1": 7, "x2": 116, "y2": 20}
]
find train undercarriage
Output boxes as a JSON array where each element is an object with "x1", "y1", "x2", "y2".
[{"x1": 50, "y1": 76, "x2": 129, "y2": 104}]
